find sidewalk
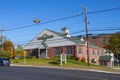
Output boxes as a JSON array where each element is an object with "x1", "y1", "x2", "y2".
[
  {"x1": 113, "y1": 68, "x2": 120, "y2": 71},
  {"x1": 11, "y1": 64, "x2": 120, "y2": 74}
]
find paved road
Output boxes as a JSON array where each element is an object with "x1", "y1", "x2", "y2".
[{"x1": 0, "y1": 66, "x2": 120, "y2": 80}]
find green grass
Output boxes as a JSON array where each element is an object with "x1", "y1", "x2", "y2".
[{"x1": 11, "y1": 57, "x2": 119, "y2": 72}]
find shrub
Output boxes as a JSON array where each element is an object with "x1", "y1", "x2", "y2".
[
  {"x1": 80, "y1": 57, "x2": 86, "y2": 62},
  {"x1": 53, "y1": 56, "x2": 60, "y2": 60},
  {"x1": 67, "y1": 56, "x2": 77, "y2": 60}
]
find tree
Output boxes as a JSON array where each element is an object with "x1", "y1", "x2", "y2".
[
  {"x1": 107, "y1": 32, "x2": 120, "y2": 59},
  {"x1": 3, "y1": 40, "x2": 16, "y2": 58},
  {"x1": 16, "y1": 45, "x2": 23, "y2": 58}
]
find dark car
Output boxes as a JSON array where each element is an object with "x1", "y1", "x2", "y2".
[{"x1": 0, "y1": 58, "x2": 10, "y2": 66}]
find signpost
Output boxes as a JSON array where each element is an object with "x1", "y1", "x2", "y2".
[
  {"x1": 23, "y1": 50, "x2": 27, "y2": 64},
  {"x1": 60, "y1": 53, "x2": 67, "y2": 66}
]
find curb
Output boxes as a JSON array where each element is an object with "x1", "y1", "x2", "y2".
[{"x1": 11, "y1": 64, "x2": 120, "y2": 74}]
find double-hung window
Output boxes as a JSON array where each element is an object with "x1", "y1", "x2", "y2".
[
  {"x1": 78, "y1": 48, "x2": 82, "y2": 54},
  {"x1": 97, "y1": 50, "x2": 100, "y2": 55},
  {"x1": 67, "y1": 47, "x2": 72, "y2": 54},
  {"x1": 92, "y1": 49, "x2": 95, "y2": 55},
  {"x1": 55, "y1": 48, "x2": 60, "y2": 55}
]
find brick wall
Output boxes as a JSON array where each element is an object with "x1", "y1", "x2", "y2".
[{"x1": 88, "y1": 34, "x2": 112, "y2": 48}]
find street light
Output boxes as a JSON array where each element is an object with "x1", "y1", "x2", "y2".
[{"x1": 33, "y1": 19, "x2": 40, "y2": 24}]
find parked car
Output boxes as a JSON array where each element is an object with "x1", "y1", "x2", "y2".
[
  {"x1": 0, "y1": 58, "x2": 10, "y2": 66},
  {"x1": 114, "y1": 60, "x2": 120, "y2": 65}
]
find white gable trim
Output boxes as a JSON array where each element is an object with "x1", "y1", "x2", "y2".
[{"x1": 24, "y1": 29, "x2": 76, "y2": 50}]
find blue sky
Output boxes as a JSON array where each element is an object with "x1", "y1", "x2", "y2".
[{"x1": 0, "y1": 0, "x2": 120, "y2": 47}]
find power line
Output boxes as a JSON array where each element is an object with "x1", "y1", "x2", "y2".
[
  {"x1": 5, "y1": 6, "x2": 120, "y2": 46},
  {"x1": 89, "y1": 27, "x2": 120, "y2": 32},
  {"x1": 14, "y1": 34, "x2": 120, "y2": 46},
  {"x1": 14, "y1": 35, "x2": 120, "y2": 46},
  {"x1": 6, "y1": 14, "x2": 81, "y2": 31},
  {"x1": 88, "y1": 6, "x2": 120, "y2": 14},
  {"x1": 6, "y1": 24, "x2": 36, "y2": 31},
  {"x1": 5, "y1": 6, "x2": 120, "y2": 31},
  {"x1": 12, "y1": 27, "x2": 120, "y2": 45}
]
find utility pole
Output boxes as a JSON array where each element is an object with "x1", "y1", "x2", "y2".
[
  {"x1": 82, "y1": 6, "x2": 90, "y2": 66},
  {"x1": 11, "y1": 47, "x2": 13, "y2": 61},
  {"x1": 0, "y1": 28, "x2": 5, "y2": 51}
]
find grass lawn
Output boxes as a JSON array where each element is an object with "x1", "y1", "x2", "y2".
[{"x1": 11, "y1": 57, "x2": 119, "y2": 72}]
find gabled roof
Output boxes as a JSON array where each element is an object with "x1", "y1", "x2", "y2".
[
  {"x1": 45, "y1": 29, "x2": 66, "y2": 37},
  {"x1": 24, "y1": 29, "x2": 75, "y2": 49},
  {"x1": 24, "y1": 29, "x2": 103, "y2": 50}
]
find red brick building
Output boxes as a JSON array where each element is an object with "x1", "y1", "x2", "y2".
[{"x1": 24, "y1": 27, "x2": 105, "y2": 65}]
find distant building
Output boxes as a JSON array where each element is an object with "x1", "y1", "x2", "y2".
[
  {"x1": 88, "y1": 34, "x2": 112, "y2": 48},
  {"x1": 24, "y1": 27, "x2": 105, "y2": 65},
  {"x1": 87, "y1": 34, "x2": 116, "y2": 67},
  {"x1": 99, "y1": 50, "x2": 114, "y2": 68}
]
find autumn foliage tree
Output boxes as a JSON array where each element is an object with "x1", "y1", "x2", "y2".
[
  {"x1": 2, "y1": 40, "x2": 16, "y2": 58},
  {"x1": 107, "y1": 32, "x2": 120, "y2": 59}
]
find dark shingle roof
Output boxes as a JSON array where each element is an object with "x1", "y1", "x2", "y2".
[{"x1": 46, "y1": 29, "x2": 103, "y2": 49}]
